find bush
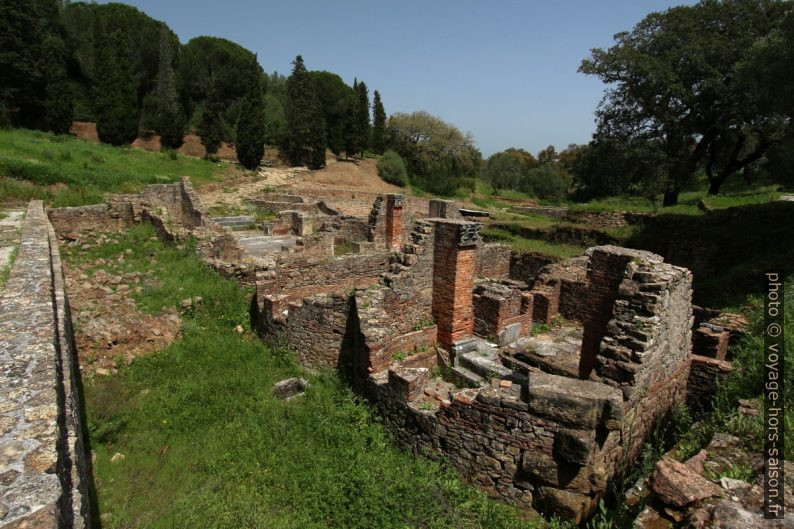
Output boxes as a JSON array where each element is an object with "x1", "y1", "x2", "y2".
[
  {"x1": 376, "y1": 150, "x2": 407, "y2": 187},
  {"x1": 519, "y1": 164, "x2": 571, "y2": 202}
]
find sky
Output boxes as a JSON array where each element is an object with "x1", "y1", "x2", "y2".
[{"x1": 99, "y1": 0, "x2": 694, "y2": 156}]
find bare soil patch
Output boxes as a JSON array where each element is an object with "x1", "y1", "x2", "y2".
[{"x1": 61, "y1": 231, "x2": 181, "y2": 375}]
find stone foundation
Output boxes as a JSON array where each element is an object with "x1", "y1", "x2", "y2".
[{"x1": 0, "y1": 201, "x2": 92, "y2": 528}]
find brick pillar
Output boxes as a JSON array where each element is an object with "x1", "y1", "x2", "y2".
[
  {"x1": 579, "y1": 249, "x2": 632, "y2": 379},
  {"x1": 432, "y1": 220, "x2": 481, "y2": 352},
  {"x1": 385, "y1": 194, "x2": 404, "y2": 250}
]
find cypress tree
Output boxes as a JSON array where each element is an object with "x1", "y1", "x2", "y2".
[
  {"x1": 284, "y1": 55, "x2": 326, "y2": 168},
  {"x1": 356, "y1": 80, "x2": 370, "y2": 153},
  {"x1": 42, "y1": 31, "x2": 74, "y2": 134},
  {"x1": 372, "y1": 90, "x2": 386, "y2": 154},
  {"x1": 150, "y1": 27, "x2": 185, "y2": 149},
  {"x1": 94, "y1": 29, "x2": 139, "y2": 145},
  {"x1": 236, "y1": 65, "x2": 267, "y2": 170},
  {"x1": 0, "y1": 0, "x2": 69, "y2": 130},
  {"x1": 343, "y1": 80, "x2": 360, "y2": 158},
  {"x1": 198, "y1": 82, "x2": 224, "y2": 159}
]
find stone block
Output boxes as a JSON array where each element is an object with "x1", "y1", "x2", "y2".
[{"x1": 498, "y1": 322, "x2": 521, "y2": 346}]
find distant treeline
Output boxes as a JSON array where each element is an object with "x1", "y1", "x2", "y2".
[
  {"x1": 0, "y1": 1, "x2": 387, "y2": 170},
  {"x1": 2, "y1": 1, "x2": 792, "y2": 202}
]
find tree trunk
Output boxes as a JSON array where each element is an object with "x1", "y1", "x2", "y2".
[
  {"x1": 707, "y1": 177, "x2": 725, "y2": 196},
  {"x1": 662, "y1": 187, "x2": 679, "y2": 206}
]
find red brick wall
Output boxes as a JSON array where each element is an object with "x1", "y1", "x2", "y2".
[
  {"x1": 386, "y1": 195, "x2": 404, "y2": 250},
  {"x1": 432, "y1": 221, "x2": 478, "y2": 350}
]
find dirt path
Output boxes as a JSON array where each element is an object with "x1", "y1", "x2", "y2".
[{"x1": 198, "y1": 155, "x2": 404, "y2": 212}]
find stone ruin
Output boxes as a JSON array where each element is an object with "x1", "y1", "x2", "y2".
[{"x1": 0, "y1": 177, "x2": 742, "y2": 525}]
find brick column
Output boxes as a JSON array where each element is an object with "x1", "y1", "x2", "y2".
[
  {"x1": 432, "y1": 220, "x2": 481, "y2": 352},
  {"x1": 385, "y1": 194, "x2": 404, "y2": 250}
]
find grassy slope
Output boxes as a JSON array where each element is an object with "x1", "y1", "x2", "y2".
[
  {"x1": 75, "y1": 224, "x2": 562, "y2": 529},
  {"x1": 0, "y1": 129, "x2": 226, "y2": 207}
]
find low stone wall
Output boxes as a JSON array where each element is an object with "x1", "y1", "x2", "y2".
[
  {"x1": 286, "y1": 293, "x2": 352, "y2": 370},
  {"x1": 687, "y1": 355, "x2": 733, "y2": 411},
  {"x1": 0, "y1": 201, "x2": 92, "y2": 528},
  {"x1": 47, "y1": 202, "x2": 134, "y2": 233},
  {"x1": 510, "y1": 205, "x2": 568, "y2": 219},
  {"x1": 568, "y1": 210, "x2": 649, "y2": 229},
  {"x1": 367, "y1": 370, "x2": 625, "y2": 523},
  {"x1": 256, "y1": 252, "x2": 389, "y2": 302},
  {"x1": 508, "y1": 251, "x2": 559, "y2": 288},
  {"x1": 475, "y1": 244, "x2": 511, "y2": 279}
]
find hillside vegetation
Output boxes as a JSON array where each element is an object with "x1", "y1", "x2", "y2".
[{"x1": 0, "y1": 129, "x2": 227, "y2": 206}]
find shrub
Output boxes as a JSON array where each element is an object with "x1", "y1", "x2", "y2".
[{"x1": 376, "y1": 150, "x2": 407, "y2": 187}]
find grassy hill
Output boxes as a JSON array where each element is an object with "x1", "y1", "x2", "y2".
[{"x1": 0, "y1": 129, "x2": 231, "y2": 207}]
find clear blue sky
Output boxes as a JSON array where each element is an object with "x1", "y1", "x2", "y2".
[{"x1": 100, "y1": 0, "x2": 693, "y2": 156}]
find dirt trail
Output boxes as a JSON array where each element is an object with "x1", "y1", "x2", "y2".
[{"x1": 198, "y1": 154, "x2": 404, "y2": 212}]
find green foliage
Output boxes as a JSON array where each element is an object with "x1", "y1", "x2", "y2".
[
  {"x1": 580, "y1": 0, "x2": 789, "y2": 204},
  {"x1": 179, "y1": 36, "x2": 260, "y2": 131},
  {"x1": 235, "y1": 67, "x2": 267, "y2": 170},
  {"x1": 0, "y1": 245, "x2": 19, "y2": 292},
  {"x1": 145, "y1": 28, "x2": 185, "y2": 149},
  {"x1": 63, "y1": 2, "x2": 180, "y2": 117},
  {"x1": 481, "y1": 227, "x2": 584, "y2": 259},
  {"x1": 386, "y1": 111, "x2": 481, "y2": 194},
  {"x1": 263, "y1": 91, "x2": 287, "y2": 146},
  {"x1": 0, "y1": 128, "x2": 221, "y2": 206},
  {"x1": 94, "y1": 29, "x2": 139, "y2": 146},
  {"x1": 41, "y1": 31, "x2": 74, "y2": 134},
  {"x1": 481, "y1": 148, "x2": 538, "y2": 191},
  {"x1": 197, "y1": 85, "x2": 225, "y2": 159},
  {"x1": 284, "y1": 56, "x2": 326, "y2": 169},
  {"x1": 0, "y1": 0, "x2": 72, "y2": 132},
  {"x1": 376, "y1": 150, "x2": 407, "y2": 187},
  {"x1": 530, "y1": 323, "x2": 550, "y2": 336},
  {"x1": 343, "y1": 80, "x2": 362, "y2": 158},
  {"x1": 77, "y1": 224, "x2": 550, "y2": 529},
  {"x1": 356, "y1": 80, "x2": 371, "y2": 152},
  {"x1": 372, "y1": 90, "x2": 386, "y2": 154},
  {"x1": 672, "y1": 276, "x2": 794, "y2": 465},
  {"x1": 310, "y1": 71, "x2": 351, "y2": 156},
  {"x1": 520, "y1": 164, "x2": 571, "y2": 202}
]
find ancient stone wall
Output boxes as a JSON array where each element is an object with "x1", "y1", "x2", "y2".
[
  {"x1": 255, "y1": 252, "x2": 389, "y2": 304},
  {"x1": 367, "y1": 370, "x2": 625, "y2": 523},
  {"x1": 0, "y1": 201, "x2": 92, "y2": 528},
  {"x1": 285, "y1": 294, "x2": 353, "y2": 370},
  {"x1": 473, "y1": 280, "x2": 533, "y2": 344},
  {"x1": 475, "y1": 244, "x2": 511, "y2": 279},
  {"x1": 508, "y1": 252, "x2": 559, "y2": 288},
  {"x1": 687, "y1": 356, "x2": 733, "y2": 411},
  {"x1": 47, "y1": 202, "x2": 135, "y2": 233}
]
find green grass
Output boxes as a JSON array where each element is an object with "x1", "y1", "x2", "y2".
[
  {"x1": 75, "y1": 223, "x2": 559, "y2": 529},
  {"x1": 206, "y1": 202, "x2": 278, "y2": 224},
  {"x1": 0, "y1": 245, "x2": 19, "y2": 292},
  {"x1": 568, "y1": 186, "x2": 780, "y2": 215},
  {"x1": 481, "y1": 227, "x2": 584, "y2": 259},
  {"x1": 333, "y1": 240, "x2": 355, "y2": 256},
  {"x1": 0, "y1": 128, "x2": 227, "y2": 207},
  {"x1": 673, "y1": 274, "x2": 794, "y2": 462}
]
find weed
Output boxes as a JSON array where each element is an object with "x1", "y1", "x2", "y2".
[{"x1": 530, "y1": 323, "x2": 550, "y2": 336}]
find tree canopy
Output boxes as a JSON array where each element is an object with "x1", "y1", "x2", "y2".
[
  {"x1": 580, "y1": 0, "x2": 790, "y2": 205},
  {"x1": 386, "y1": 111, "x2": 481, "y2": 194},
  {"x1": 284, "y1": 55, "x2": 326, "y2": 169}
]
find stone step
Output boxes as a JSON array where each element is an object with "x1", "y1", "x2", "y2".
[
  {"x1": 211, "y1": 215, "x2": 256, "y2": 228},
  {"x1": 449, "y1": 365, "x2": 486, "y2": 388},
  {"x1": 458, "y1": 351, "x2": 513, "y2": 380}
]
